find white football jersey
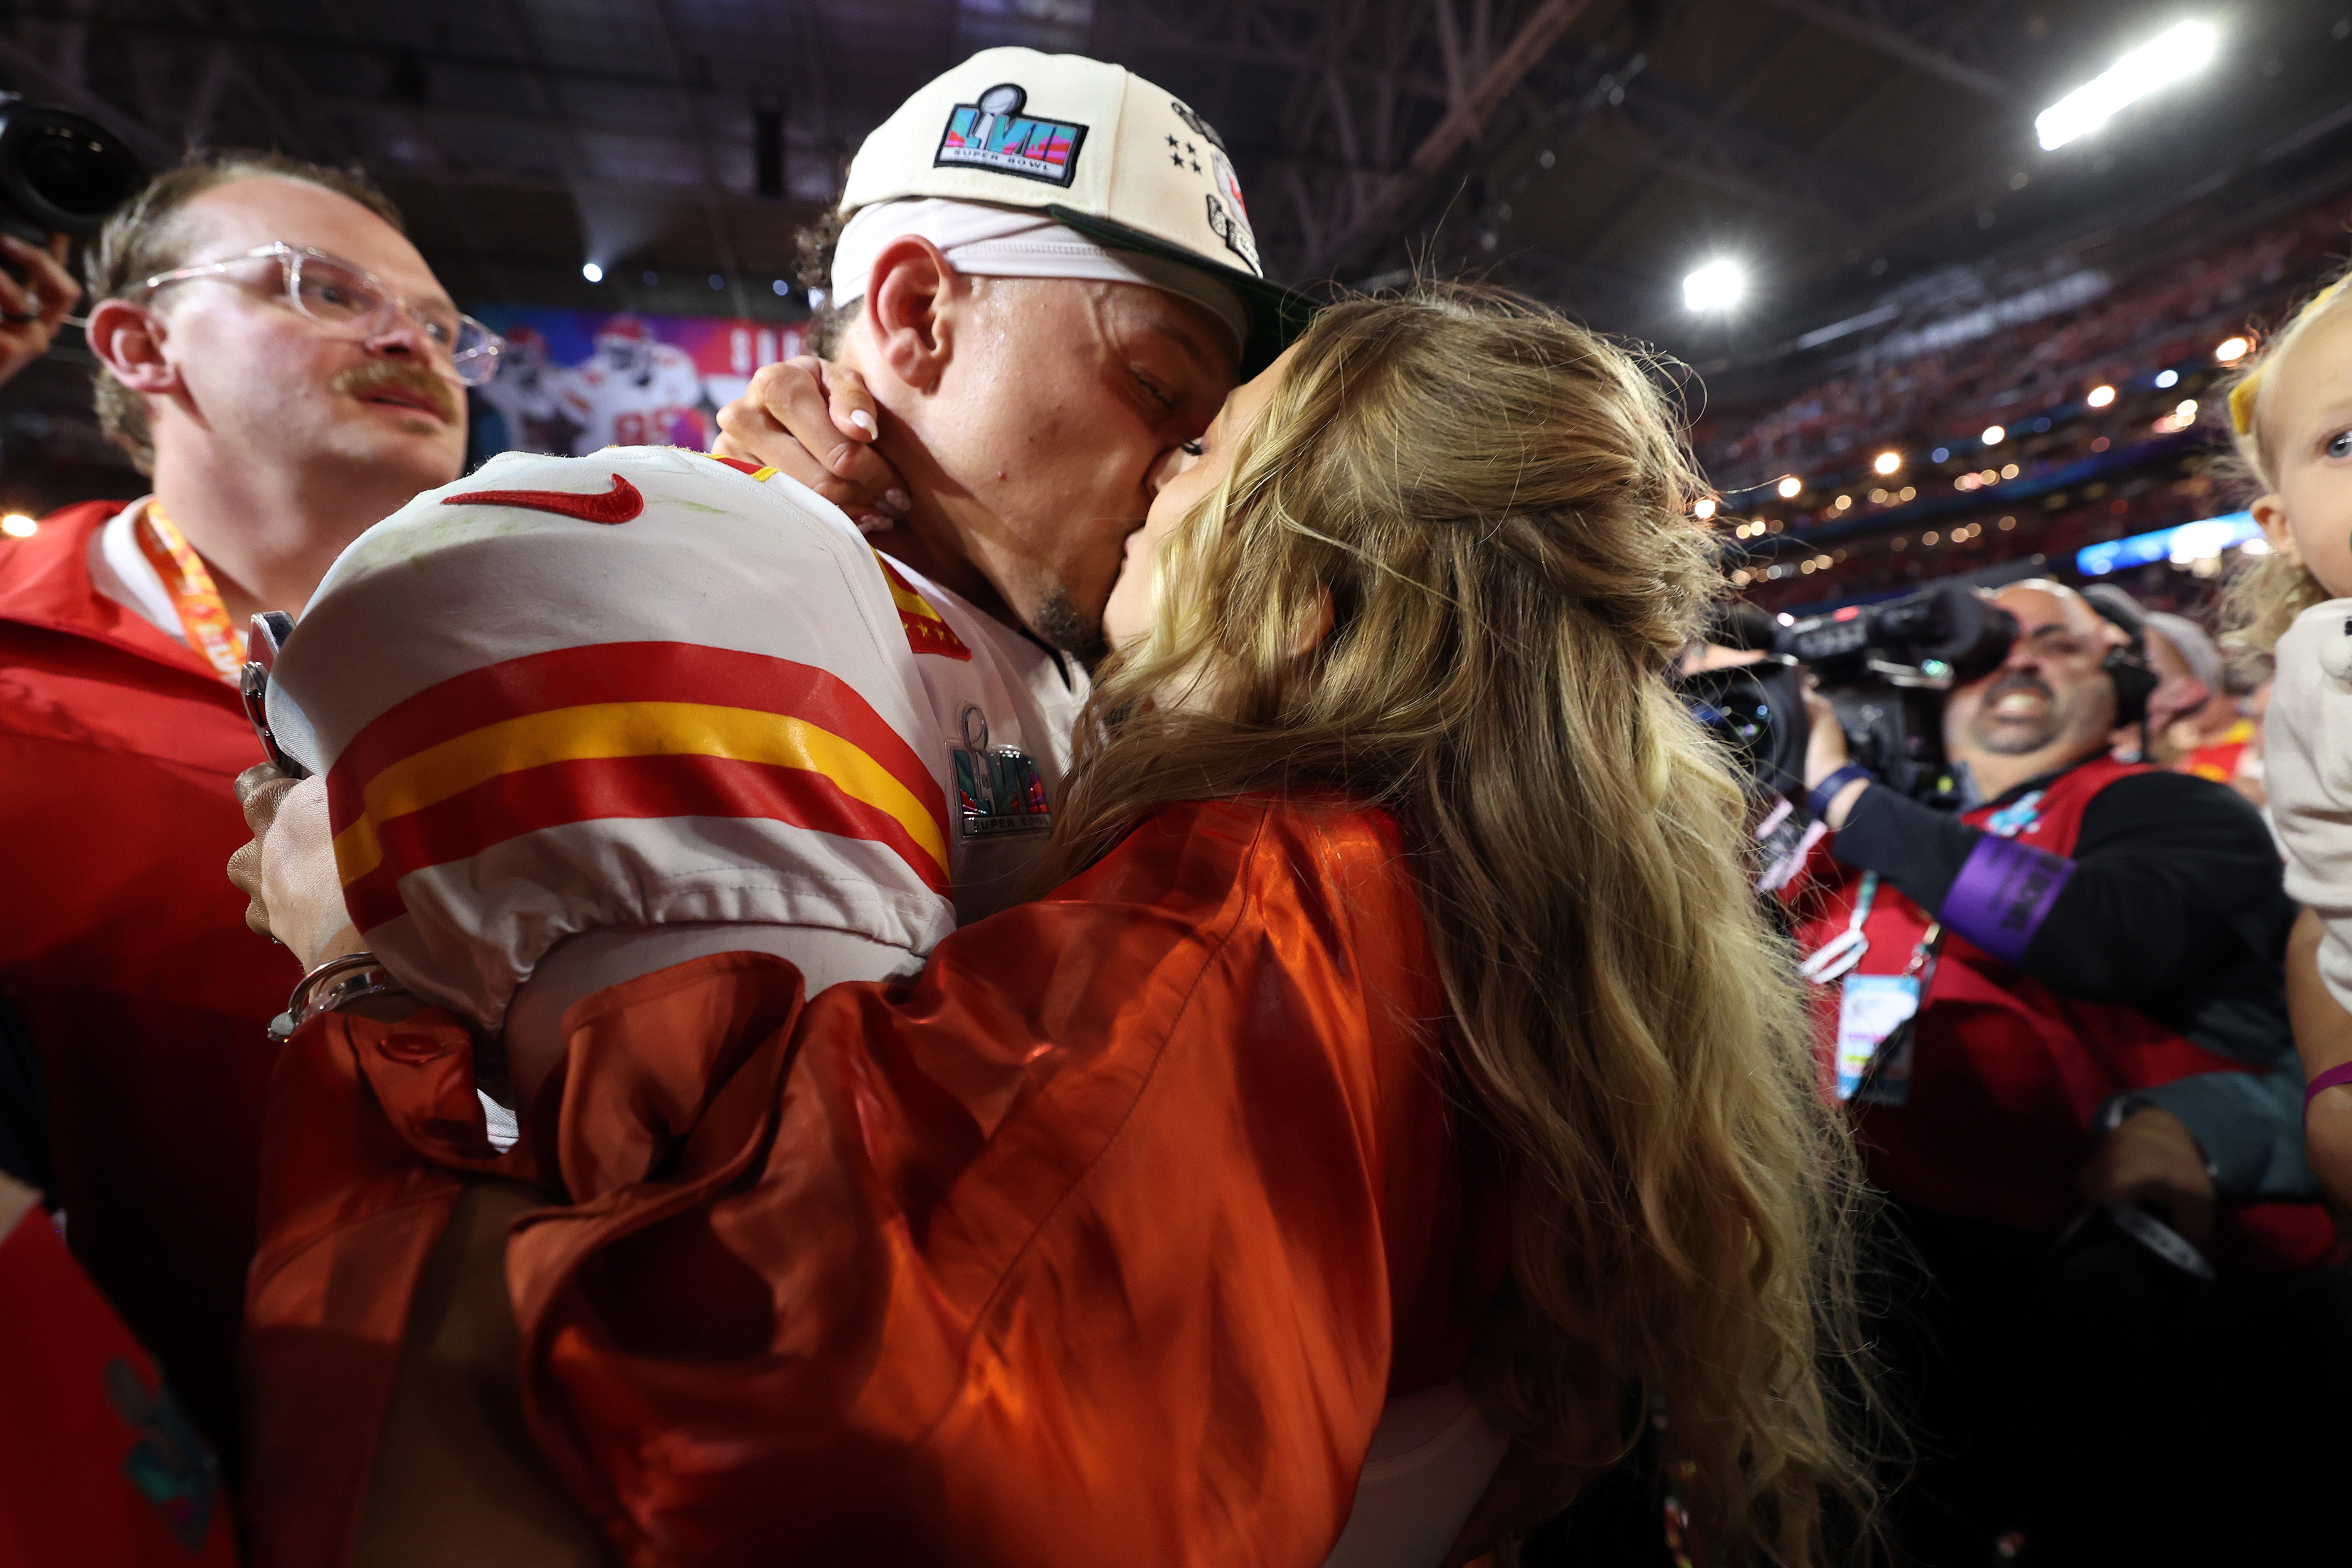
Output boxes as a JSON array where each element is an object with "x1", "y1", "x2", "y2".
[{"x1": 268, "y1": 445, "x2": 1085, "y2": 1031}]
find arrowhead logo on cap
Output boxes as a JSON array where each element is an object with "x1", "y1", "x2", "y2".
[{"x1": 935, "y1": 83, "x2": 1088, "y2": 188}]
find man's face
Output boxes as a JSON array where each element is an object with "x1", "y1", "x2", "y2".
[
  {"x1": 898, "y1": 275, "x2": 1238, "y2": 657},
  {"x1": 1946, "y1": 585, "x2": 2120, "y2": 767},
  {"x1": 150, "y1": 178, "x2": 466, "y2": 488},
  {"x1": 1102, "y1": 341, "x2": 1293, "y2": 653}
]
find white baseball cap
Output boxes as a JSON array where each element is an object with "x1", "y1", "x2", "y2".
[{"x1": 840, "y1": 47, "x2": 1311, "y2": 374}]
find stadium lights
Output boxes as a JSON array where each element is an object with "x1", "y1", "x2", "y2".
[
  {"x1": 1776, "y1": 475, "x2": 1803, "y2": 499},
  {"x1": 2155, "y1": 369, "x2": 2180, "y2": 388},
  {"x1": 2087, "y1": 384, "x2": 2118, "y2": 407},
  {"x1": 1873, "y1": 451, "x2": 1902, "y2": 475},
  {"x1": 1, "y1": 513, "x2": 35, "y2": 538},
  {"x1": 2035, "y1": 21, "x2": 2219, "y2": 151},
  {"x1": 581, "y1": 261, "x2": 604, "y2": 283},
  {"x1": 1683, "y1": 259, "x2": 1746, "y2": 313},
  {"x1": 2215, "y1": 335, "x2": 2249, "y2": 362},
  {"x1": 1982, "y1": 424, "x2": 2006, "y2": 445},
  {"x1": 1693, "y1": 497, "x2": 1718, "y2": 519}
]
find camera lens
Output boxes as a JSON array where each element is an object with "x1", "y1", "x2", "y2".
[
  {"x1": 0, "y1": 101, "x2": 143, "y2": 237},
  {"x1": 21, "y1": 126, "x2": 132, "y2": 222}
]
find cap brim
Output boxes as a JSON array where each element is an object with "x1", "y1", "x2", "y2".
[{"x1": 1048, "y1": 204, "x2": 1314, "y2": 380}]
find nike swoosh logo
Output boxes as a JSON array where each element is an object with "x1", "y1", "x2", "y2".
[{"x1": 442, "y1": 473, "x2": 644, "y2": 524}]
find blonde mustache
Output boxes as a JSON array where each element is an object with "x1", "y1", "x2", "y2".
[{"x1": 330, "y1": 359, "x2": 459, "y2": 422}]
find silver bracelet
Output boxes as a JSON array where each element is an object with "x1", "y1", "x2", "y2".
[{"x1": 268, "y1": 950, "x2": 409, "y2": 1041}]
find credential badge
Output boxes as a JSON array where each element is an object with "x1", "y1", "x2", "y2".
[{"x1": 936, "y1": 83, "x2": 1087, "y2": 187}]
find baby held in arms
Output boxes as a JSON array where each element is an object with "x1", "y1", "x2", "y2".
[{"x1": 2221, "y1": 265, "x2": 2352, "y2": 1206}]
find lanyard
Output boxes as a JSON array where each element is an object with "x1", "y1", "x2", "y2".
[
  {"x1": 1801, "y1": 870, "x2": 1941, "y2": 986},
  {"x1": 1801, "y1": 871, "x2": 1877, "y2": 983},
  {"x1": 133, "y1": 501, "x2": 242, "y2": 685}
]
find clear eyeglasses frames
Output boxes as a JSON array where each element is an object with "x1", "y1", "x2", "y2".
[{"x1": 139, "y1": 241, "x2": 504, "y2": 387}]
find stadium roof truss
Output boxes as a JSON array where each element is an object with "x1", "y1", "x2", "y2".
[{"x1": 2, "y1": 0, "x2": 2348, "y2": 348}]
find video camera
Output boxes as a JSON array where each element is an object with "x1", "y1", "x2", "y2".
[
  {"x1": 0, "y1": 96, "x2": 143, "y2": 243},
  {"x1": 1680, "y1": 584, "x2": 2019, "y2": 811},
  {"x1": 1778, "y1": 584, "x2": 2019, "y2": 807}
]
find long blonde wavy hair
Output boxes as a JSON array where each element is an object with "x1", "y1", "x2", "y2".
[{"x1": 1036, "y1": 285, "x2": 1877, "y2": 1564}]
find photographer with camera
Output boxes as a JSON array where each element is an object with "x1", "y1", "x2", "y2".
[{"x1": 1785, "y1": 577, "x2": 2339, "y2": 1563}]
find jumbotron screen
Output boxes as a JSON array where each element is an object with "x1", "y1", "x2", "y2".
[{"x1": 468, "y1": 306, "x2": 808, "y2": 459}]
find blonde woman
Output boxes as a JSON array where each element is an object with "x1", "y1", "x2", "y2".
[{"x1": 237, "y1": 286, "x2": 1874, "y2": 1567}]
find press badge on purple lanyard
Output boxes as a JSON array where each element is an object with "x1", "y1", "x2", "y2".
[{"x1": 949, "y1": 705, "x2": 1052, "y2": 839}]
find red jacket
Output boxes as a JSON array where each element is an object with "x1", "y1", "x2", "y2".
[
  {"x1": 0, "y1": 498, "x2": 298, "y2": 1452},
  {"x1": 244, "y1": 796, "x2": 1512, "y2": 1568}
]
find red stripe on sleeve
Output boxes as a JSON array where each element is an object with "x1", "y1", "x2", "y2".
[
  {"x1": 327, "y1": 644, "x2": 938, "y2": 838},
  {"x1": 343, "y1": 750, "x2": 952, "y2": 932}
]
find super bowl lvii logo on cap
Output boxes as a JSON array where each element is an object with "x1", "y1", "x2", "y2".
[{"x1": 936, "y1": 84, "x2": 1087, "y2": 188}]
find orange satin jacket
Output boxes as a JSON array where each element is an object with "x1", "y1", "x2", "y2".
[{"x1": 244, "y1": 794, "x2": 1513, "y2": 1568}]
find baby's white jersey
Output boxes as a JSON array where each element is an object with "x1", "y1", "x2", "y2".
[
  {"x1": 2267, "y1": 597, "x2": 2352, "y2": 1013},
  {"x1": 268, "y1": 445, "x2": 1085, "y2": 1031}
]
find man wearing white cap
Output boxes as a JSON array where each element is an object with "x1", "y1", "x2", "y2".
[
  {"x1": 242, "y1": 46, "x2": 1307, "y2": 1073},
  {"x1": 727, "y1": 48, "x2": 1303, "y2": 656}
]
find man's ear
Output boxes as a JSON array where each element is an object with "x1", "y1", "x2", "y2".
[
  {"x1": 85, "y1": 298, "x2": 179, "y2": 397},
  {"x1": 865, "y1": 237, "x2": 959, "y2": 394},
  {"x1": 2252, "y1": 492, "x2": 2302, "y2": 569}
]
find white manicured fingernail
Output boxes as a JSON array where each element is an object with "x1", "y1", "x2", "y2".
[
  {"x1": 885, "y1": 488, "x2": 911, "y2": 513},
  {"x1": 858, "y1": 513, "x2": 894, "y2": 535},
  {"x1": 848, "y1": 409, "x2": 878, "y2": 438}
]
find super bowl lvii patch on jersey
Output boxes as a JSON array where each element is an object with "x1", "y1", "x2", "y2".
[{"x1": 951, "y1": 705, "x2": 1051, "y2": 838}]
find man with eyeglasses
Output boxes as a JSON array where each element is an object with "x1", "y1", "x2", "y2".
[{"x1": 0, "y1": 150, "x2": 501, "y2": 1456}]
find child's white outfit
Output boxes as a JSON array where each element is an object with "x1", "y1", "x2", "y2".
[{"x1": 2263, "y1": 597, "x2": 2352, "y2": 1011}]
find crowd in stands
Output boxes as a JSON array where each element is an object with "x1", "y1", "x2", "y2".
[{"x1": 1699, "y1": 191, "x2": 2352, "y2": 615}]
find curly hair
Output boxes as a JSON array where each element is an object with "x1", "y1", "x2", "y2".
[{"x1": 792, "y1": 207, "x2": 857, "y2": 359}]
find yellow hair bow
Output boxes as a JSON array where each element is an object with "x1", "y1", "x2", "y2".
[{"x1": 2229, "y1": 272, "x2": 2352, "y2": 436}]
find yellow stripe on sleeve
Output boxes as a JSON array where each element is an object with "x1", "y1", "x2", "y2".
[{"x1": 332, "y1": 701, "x2": 948, "y2": 885}]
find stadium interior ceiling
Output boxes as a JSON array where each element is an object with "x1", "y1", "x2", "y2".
[
  {"x1": 5, "y1": 1, "x2": 2345, "y2": 335},
  {"x1": 4, "y1": 0, "x2": 2352, "y2": 543}
]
